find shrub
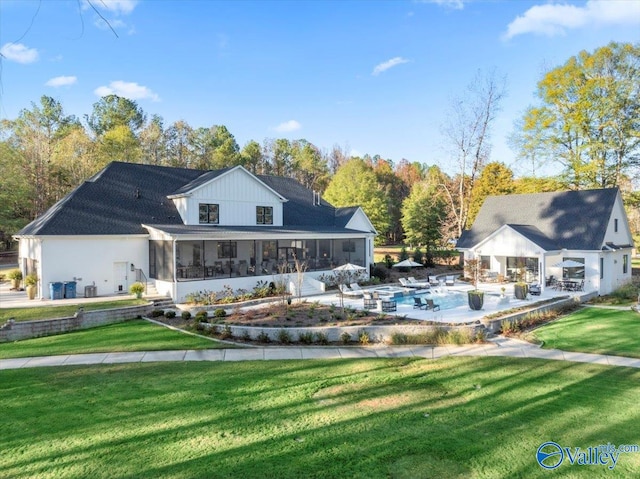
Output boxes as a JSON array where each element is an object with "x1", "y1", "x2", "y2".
[
  {"x1": 340, "y1": 332, "x2": 351, "y2": 345},
  {"x1": 129, "y1": 282, "x2": 145, "y2": 296},
  {"x1": 195, "y1": 310, "x2": 209, "y2": 322},
  {"x1": 413, "y1": 247, "x2": 423, "y2": 265},
  {"x1": 390, "y1": 332, "x2": 409, "y2": 345},
  {"x1": 277, "y1": 329, "x2": 292, "y2": 344},
  {"x1": 314, "y1": 332, "x2": 329, "y2": 345},
  {"x1": 371, "y1": 265, "x2": 387, "y2": 281},
  {"x1": 241, "y1": 329, "x2": 252, "y2": 341},
  {"x1": 24, "y1": 274, "x2": 38, "y2": 286},
  {"x1": 384, "y1": 254, "x2": 394, "y2": 269},
  {"x1": 7, "y1": 269, "x2": 22, "y2": 281},
  {"x1": 257, "y1": 331, "x2": 271, "y2": 343},
  {"x1": 474, "y1": 329, "x2": 487, "y2": 343},
  {"x1": 213, "y1": 308, "x2": 227, "y2": 318},
  {"x1": 181, "y1": 311, "x2": 192, "y2": 321},
  {"x1": 219, "y1": 325, "x2": 233, "y2": 339},
  {"x1": 164, "y1": 310, "x2": 176, "y2": 319},
  {"x1": 358, "y1": 330, "x2": 370, "y2": 345},
  {"x1": 150, "y1": 309, "x2": 165, "y2": 318},
  {"x1": 298, "y1": 332, "x2": 314, "y2": 344}
]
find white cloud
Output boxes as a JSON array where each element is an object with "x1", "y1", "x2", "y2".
[
  {"x1": 0, "y1": 42, "x2": 38, "y2": 64},
  {"x1": 503, "y1": 0, "x2": 640, "y2": 40},
  {"x1": 273, "y1": 120, "x2": 302, "y2": 133},
  {"x1": 94, "y1": 81, "x2": 160, "y2": 101},
  {"x1": 45, "y1": 76, "x2": 78, "y2": 87},
  {"x1": 372, "y1": 57, "x2": 410, "y2": 76},
  {"x1": 418, "y1": 0, "x2": 465, "y2": 10}
]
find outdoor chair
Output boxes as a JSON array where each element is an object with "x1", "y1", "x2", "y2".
[
  {"x1": 429, "y1": 276, "x2": 440, "y2": 286},
  {"x1": 399, "y1": 277, "x2": 411, "y2": 287},
  {"x1": 408, "y1": 277, "x2": 430, "y2": 288},
  {"x1": 413, "y1": 297, "x2": 427, "y2": 309},
  {"x1": 529, "y1": 283, "x2": 541, "y2": 296},
  {"x1": 445, "y1": 275, "x2": 455, "y2": 286},
  {"x1": 350, "y1": 283, "x2": 364, "y2": 294},
  {"x1": 339, "y1": 284, "x2": 363, "y2": 298},
  {"x1": 426, "y1": 299, "x2": 440, "y2": 311},
  {"x1": 363, "y1": 292, "x2": 377, "y2": 309},
  {"x1": 381, "y1": 299, "x2": 397, "y2": 312}
]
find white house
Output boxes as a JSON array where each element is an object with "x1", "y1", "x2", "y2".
[
  {"x1": 15, "y1": 162, "x2": 377, "y2": 302},
  {"x1": 456, "y1": 188, "x2": 634, "y2": 295}
]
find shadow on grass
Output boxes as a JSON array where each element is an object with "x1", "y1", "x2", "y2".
[{"x1": 1, "y1": 357, "x2": 639, "y2": 478}]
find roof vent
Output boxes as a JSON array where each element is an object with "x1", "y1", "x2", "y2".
[{"x1": 135, "y1": 188, "x2": 141, "y2": 199}]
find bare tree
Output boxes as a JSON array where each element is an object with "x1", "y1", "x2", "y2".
[{"x1": 439, "y1": 69, "x2": 507, "y2": 238}]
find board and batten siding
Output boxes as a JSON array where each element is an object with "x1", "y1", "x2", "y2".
[{"x1": 173, "y1": 168, "x2": 284, "y2": 226}]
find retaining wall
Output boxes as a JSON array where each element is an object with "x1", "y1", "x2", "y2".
[
  {"x1": 480, "y1": 292, "x2": 597, "y2": 333},
  {"x1": 0, "y1": 303, "x2": 154, "y2": 342},
  {"x1": 198, "y1": 321, "x2": 483, "y2": 343}
]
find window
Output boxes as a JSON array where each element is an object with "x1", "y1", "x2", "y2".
[
  {"x1": 614, "y1": 218, "x2": 618, "y2": 233},
  {"x1": 480, "y1": 255, "x2": 490, "y2": 270},
  {"x1": 217, "y1": 241, "x2": 237, "y2": 259},
  {"x1": 600, "y1": 257, "x2": 604, "y2": 279},
  {"x1": 256, "y1": 206, "x2": 273, "y2": 225},
  {"x1": 623, "y1": 255, "x2": 628, "y2": 274},
  {"x1": 199, "y1": 203, "x2": 219, "y2": 224}
]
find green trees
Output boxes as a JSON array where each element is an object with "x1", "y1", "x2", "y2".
[
  {"x1": 401, "y1": 179, "x2": 447, "y2": 257},
  {"x1": 515, "y1": 42, "x2": 640, "y2": 189},
  {"x1": 323, "y1": 158, "x2": 390, "y2": 244},
  {"x1": 467, "y1": 162, "x2": 515, "y2": 227}
]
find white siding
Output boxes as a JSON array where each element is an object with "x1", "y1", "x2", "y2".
[
  {"x1": 32, "y1": 236, "x2": 148, "y2": 299},
  {"x1": 345, "y1": 209, "x2": 375, "y2": 233},
  {"x1": 475, "y1": 227, "x2": 542, "y2": 257},
  {"x1": 176, "y1": 168, "x2": 284, "y2": 226},
  {"x1": 603, "y1": 194, "x2": 634, "y2": 246}
]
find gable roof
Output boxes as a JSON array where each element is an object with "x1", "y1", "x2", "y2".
[
  {"x1": 457, "y1": 188, "x2": 620, "y2": 251},
  {"x1": 17, "y1": 161, "x2": 371, "y2": 236}
]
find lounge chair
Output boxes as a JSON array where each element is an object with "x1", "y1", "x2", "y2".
[
  {"x1": 399, "y1": 277, "x2": 413, "y2": 287},
  {"x1": 413, "y1": 297, "x2": 427, "y2": 309},
  {"x1": 445, "y1": 275, "x2": 455, "y2": 286},
  {"x1": 429, "y1": 276, "x2": 440, "y2": 286},
  {"x1": 426, "y1": 299, "x2": 440, "y2": 311},
  {"x1": 408, "y1": 277, "x2": 430, "y2": 288},
  {"x1": 339, "y1": 284, "x2": 363, "y2": 298},
  {"x1": 350, "y1": 283, "x2": 364, "y2": 294}
]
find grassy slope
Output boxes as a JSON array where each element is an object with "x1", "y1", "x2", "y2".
[
  {"x1": 533, "y1": 307, "x2": 640, "y2": 358},
  {"x1": 0, "y1": 357, "x2": 638, "y2": 479},
  {"x1": 0, "y1": 299, "x2": 149, "y2": 322},
  {"x1": 0, "y1": 320, "x2": 229, "y2": 358}
]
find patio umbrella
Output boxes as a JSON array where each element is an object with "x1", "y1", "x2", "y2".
[
  {"x1": 392, "y1": 259, "x2": 423, "y2": 268},
  {"x1": 553, "y1": 260, "x2": 584, "y2": 268},
  {"x1": 332, "y1": 263, "x2": 366, "y2": 272}
]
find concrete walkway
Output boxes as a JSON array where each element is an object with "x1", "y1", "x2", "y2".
[{"x1": 2, "y1": 336, "x2": 640, "y2": 370}]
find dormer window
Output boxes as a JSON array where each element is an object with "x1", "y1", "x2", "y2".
[
  {"x1": 257, "y1": 206, "x2": 273, "y2": 225},
  {"x1": 199, "y1": 204, "x2": 219, "y2": 224}
]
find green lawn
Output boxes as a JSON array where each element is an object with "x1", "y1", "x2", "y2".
[
  {"x1": 1, "y1": 357, "x2": 638, "y2": 478},
  {"x1": 0, "y1": 320, "x2": 229, "y2": 359},
  {"x1": 0, "y1": 298, "x2": 148, "y2": 322},
  {"x1": 532, "y1": 307, "x2": 640, "y2": 358}
]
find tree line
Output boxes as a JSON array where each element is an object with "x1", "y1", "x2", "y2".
[{"x1": 1, "y1": 42, "x2": 638, "y2": 252}]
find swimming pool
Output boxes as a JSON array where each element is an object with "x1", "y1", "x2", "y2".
[{"x1": 395, "y1": 290, "x2": 467, "y2": 310}]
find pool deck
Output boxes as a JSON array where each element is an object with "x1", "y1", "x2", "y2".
[{"x1": 311, "y1": 282, "x2": 577, "y2": 324}]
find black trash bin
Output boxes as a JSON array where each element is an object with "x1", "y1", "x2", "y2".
[
  {"x1": 49, "y1": 282, "x2": 63, "y2": 300},
  {"x1": 64, "y1": 281, "x2": 77, "y2": 299}
]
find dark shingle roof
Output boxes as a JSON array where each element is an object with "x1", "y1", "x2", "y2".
[
  {"x1": 456, "y1": 188, "x2": 619, "y2": 251},
  {"x1": 17, "y1": 162, "x2": 363, "y2": 236}
]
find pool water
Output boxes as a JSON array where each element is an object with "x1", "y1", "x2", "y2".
[{"x1": 395, "y1": 290, "x2": 467, "y2": 310}]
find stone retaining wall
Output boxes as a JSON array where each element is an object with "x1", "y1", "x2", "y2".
[
  {"x1": 480, "y1": 292, "x2": 596, "y2": 333},
  {"x1": 0, "y1": 303, "x2": 154, "y2": 342}
]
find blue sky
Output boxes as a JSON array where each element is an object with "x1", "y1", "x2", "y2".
[{"x1": 1, "y1": 0, "x2": 639, "y2": 176}]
